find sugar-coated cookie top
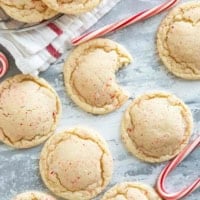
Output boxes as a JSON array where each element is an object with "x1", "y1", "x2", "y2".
[
  {"x1": 12, "y1": 191, "x2": 56, "y2": 200},
  {"x1": 41, "y1": 0, "x2": 102, "y2": 14},
  {"x1": 0, "y1": 0, "x2": 57, "y2": 23},
  {"x1": 121, "y1": 92, "x2": 193, "y2": 163},
  {"x1": 101, "y1": 182, "x2": 162, "y2": 200},
  {"x1": 64, "y1": 38, "x2": 132, "y2": 114},
  {"x1": 0, "y1": 74, "x2": 61, "y2": 148},
  {"x1": 157, "y1": 1, "x2": 200, "y2": 79},
  {"x1": 40, "y1": 127, "x2": 113, "y2": 200}
]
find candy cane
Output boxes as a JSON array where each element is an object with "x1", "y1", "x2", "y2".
[
  {"x1": 157, "y1": 136, "x2": 200, "y2": 199},
  {"x1": 0, "y1": 52, "x2": 8, "y2": 78},
  {"x1": 72, "y1": 0, "x2": 179, "y2": 46}
]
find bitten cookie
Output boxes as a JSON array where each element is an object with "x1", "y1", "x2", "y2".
[
  {"x1": 64, "y1": 38, "x2": 132, "y2": 114},
  {"x1": 0, "y1": 74, "x2": 61, "y2": 148},
  {"x1": 40, "y1": 127, "x2": 113, "y2": 200},
  {"x1": 121, "y1": 92, "x2": 193, "y2": 163},
  {"x1": 41, "y1": 0, "x2": 101, "y2": 15},
  {"x1": 157, "y1": 1, "x2": 200, "y2": 79},
  {"x1": 101, "y1": 182, "x2": 162, "y2": 200},
  {"x1": 0, "y1": 0, "x2": 57, "y2": 23},
  {"x1": 12, "y1": 191, "x2": 56, "y2": 200}
]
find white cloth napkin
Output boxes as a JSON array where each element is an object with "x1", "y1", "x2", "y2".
[{"x1": 0, "y1": 0, "x2": 120, "y2": 75}]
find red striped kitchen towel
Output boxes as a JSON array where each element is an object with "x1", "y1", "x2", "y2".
[{"x1": 0, "y1": 0, "x2": 120, "y2": 75}]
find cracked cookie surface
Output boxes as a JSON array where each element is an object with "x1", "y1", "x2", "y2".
[
  {"x1": 157, "y1": 1, "x2": 200, "y2": 79},
  {"x1": 101, "y1": 182, "x2": 162, "y2": 200},
  {"x1": 121, "y1": 92, "x2": 193, "y2": 163},
  {"x1": 0, "y1": 74, "x2": 61, "y2": 149},
  {"x1": 41, "y1": 0, "x2": 101, "y2": 15},
  {"x1": 64, "y1": 38, "x2": 132, "y2": 114},
  {"x1": 39, "y1": 127, "x2": 113, "y2": 200},
  {"x1": 0, "y1": 0, "x2": 57, "y2": 23},
  {"x1": 12, "y1": 191, "x2": 57, "y2": 200}
]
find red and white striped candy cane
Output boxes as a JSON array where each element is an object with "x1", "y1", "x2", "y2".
[
  {"x1": 157, "y1": 136, "x2": 200, "y2": 200},
  {"x1": 0, "y1": 52, "x2": 9, "y2": 78},
  {"x1": 72, "y1": 0, "x2": 179, "y2": 46}
]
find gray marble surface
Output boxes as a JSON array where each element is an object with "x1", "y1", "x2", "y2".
[{"x1": 0, "y1": 0, "x2": 200, "y2": 199}]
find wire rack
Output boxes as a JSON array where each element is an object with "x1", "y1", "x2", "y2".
[{"x1": 0, "y1": 8, "x2": 62, "y2": 33}]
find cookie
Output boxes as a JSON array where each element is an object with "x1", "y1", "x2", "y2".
[
  {"x1": 12, "y1": 191, "x2": 56, "y2": 200},
  {"x1": 0, "y1": 0, "x2": 57, "y2": 23},
  {"x1": 64, "y1": 38, "x2": 132, "y2": 114},
  {"x1": 0, "y1": 74, "x2": 61, "y2": 149},
  {"x1": 157, "y1": 2, "x2": 200, "y2": 79},
  {"x1": 101, "y1": 182, "x2": 162, "y2": 200},
  {"x1": 40, "y1": 127, "x2": 113, "y2": 200},
  {"x1": 121, "y1": 92, "x2": 193, "y2": 163},
  {"x1": 41, "y1": 0, "x2": 101, "y2": 15}
]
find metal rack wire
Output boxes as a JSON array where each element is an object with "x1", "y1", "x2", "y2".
[{"x1": 0, "y1": 9, "x2": 62, "y2": 33}]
